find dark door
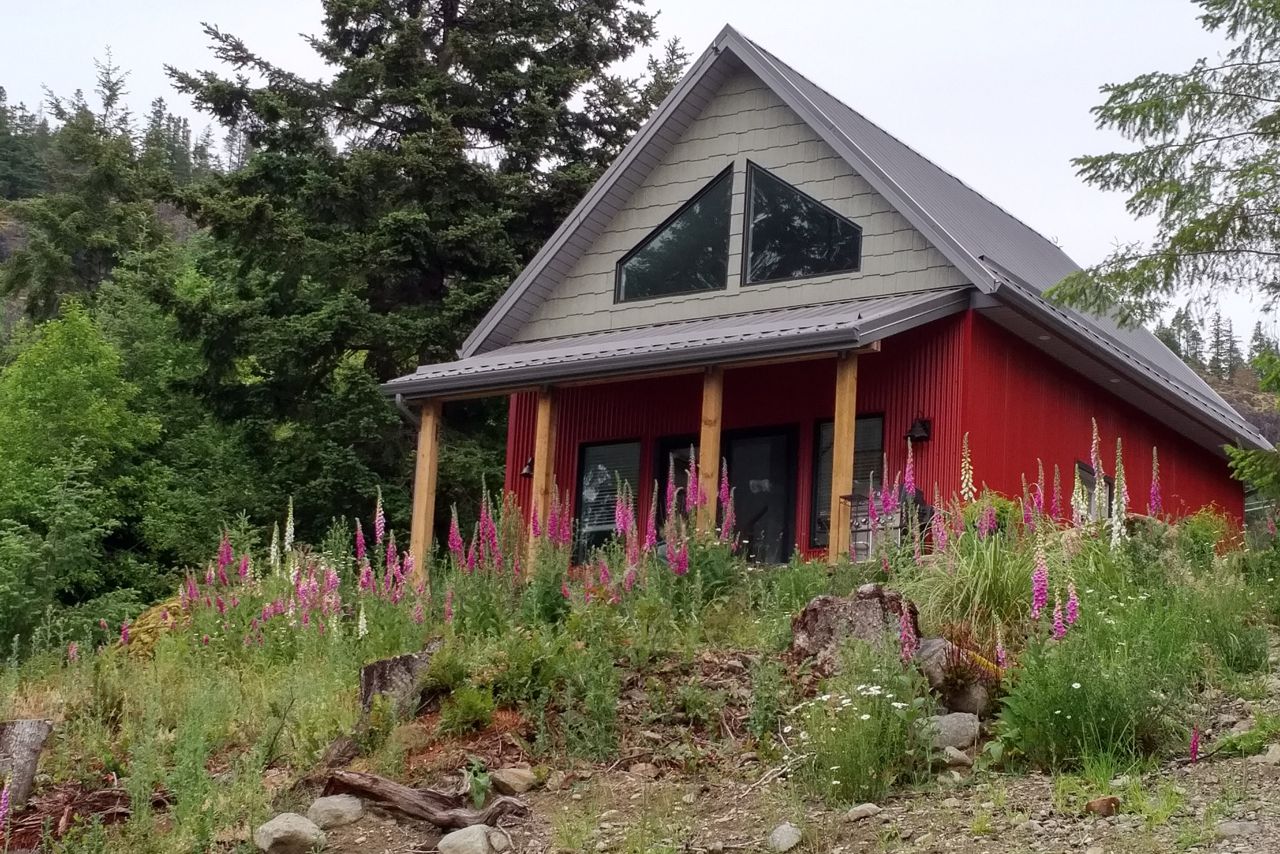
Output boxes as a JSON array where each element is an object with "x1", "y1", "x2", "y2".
[{"x1": 725, "y1": 430, "x2": 795, "y2": 563}]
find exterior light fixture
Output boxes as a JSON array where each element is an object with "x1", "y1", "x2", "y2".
[
  {"x1": 519, "y1": 457, "x2": 535, "y2": 477},
  {"x1": 905, "y1": 418, "x2": 932, "y2": 442}
]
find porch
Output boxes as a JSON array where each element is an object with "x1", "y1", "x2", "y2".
[{"x1": 384, "y1": 291, "x2": 969, "y2": 571}]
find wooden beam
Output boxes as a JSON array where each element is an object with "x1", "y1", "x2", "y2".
[
  {"x1": 529, "y1": 387, "x2": 558, "y2": 563},
  {"x1": 409, "y1": 399, "x2": 442, "y2": 586},
  {"x1": 828, "y1": 352, "x2": 860, "y2": 565},
  {"x1": 696, "y1": 366, "x2": 724, "y2": 534}
]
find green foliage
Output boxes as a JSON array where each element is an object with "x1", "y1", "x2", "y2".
[
  {"x1": 439, "y1": 685, "x2": 496, "y2": 736},
  {"x1": 747, "y1": 657, "x2": 789, "y2": 742},
  {"x1": 796, "y1": 641, "x2": 934, "y2": 805}
]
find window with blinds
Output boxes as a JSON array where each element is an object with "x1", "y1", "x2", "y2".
[{"x1": 575, "y1": 441, "x2": 642, "y2": 560}]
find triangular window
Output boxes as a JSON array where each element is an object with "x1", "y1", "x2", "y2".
[
  {"x1": 616, "y1": 167, "x2": 732, "y2": 302},
  {"x1": 745, "y1": 163, "x2": 862, "y2": 284}
]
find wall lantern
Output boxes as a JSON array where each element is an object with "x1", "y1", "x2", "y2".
[
  {"x1": 905, "y1": 418, "x2": 932, "y2": 443},
  {"x1": 519, "y1": 457, "x2": 535, "y2": 478}
]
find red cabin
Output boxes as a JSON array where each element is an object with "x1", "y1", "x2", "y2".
[{"x1": 388, "y1": 26, "x2": 1268, "y2": 566}]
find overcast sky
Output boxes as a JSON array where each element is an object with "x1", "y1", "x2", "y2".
[{"x1": 0, "y1": 0, "x2": 1268, "y2": 336}]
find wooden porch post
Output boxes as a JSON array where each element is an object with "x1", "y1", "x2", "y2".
[
  {"x1": 828, "y1": 353, "x2": 860, "y2": 565},
  {"x1": 529, "y1": 387, "x2": 558, "y2": 564},
  {"x1": 696, "y1": 366, "x2": 724, "y2": 534},
  {"x1": 409, "y1": 398, "x2": 442, "y2": 585}
]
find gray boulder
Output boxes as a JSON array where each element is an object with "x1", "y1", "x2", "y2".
[
  {"x1": 490, "y1": 765, "x2": 537, "y2": 795},
  {"x1": 768, "y1": 822, "x2": 803, "y2": 852},
  {"x1": 253, "y1": 813, "x2": 326, "y2": 854},
  {"x1": 306, "y1": 794, "x2": 363, "y2": 829},
  {"x1": 926, "y1": 712, "x2": 979, "y2": 750},
  {"x1": 438, "y1": 824, "x2": 494, "y2": 854}
]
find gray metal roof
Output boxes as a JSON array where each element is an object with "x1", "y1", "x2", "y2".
[
  {"x1": 386, "y1": 290, "x2": 968, "y2": 398},
  {"x1": 407, "y1": 25, "x2": 1267, "y2": 451}
]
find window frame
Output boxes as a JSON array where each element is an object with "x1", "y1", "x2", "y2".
[
  {"x1": 614, "y1": 165, "x2": 735, "y2": 304},
  {"x1": 573, "y1": 438, "x2": 643, "y2": 561},
  {"x1": 1075, "y1": 461, "x2": 1115, "y2": 520},
  {"x1": 809, "y1": 414, "x2": 886, "y2": 551},
  {"x1": 741, "y1": 160, "x2": 863, "y2": 287}
]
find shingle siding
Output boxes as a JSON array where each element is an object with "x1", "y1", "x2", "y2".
[{"x1": 512, "y1": 69, "x2": 966, "y2": 343}]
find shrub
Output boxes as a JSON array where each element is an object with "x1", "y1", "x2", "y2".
[
  {"x1": 997, "y1": 597, "x2": 1201, "y2": 768},
  {"x1": 747, "y1": 657, "x2": 788, "y2": 742},
  {"x1": 796, "y1": 641, "x2": 933, "y2": 805},
  {"x1": 439, "y1": 685, "x2": 496, "y2": 736},
  {"x1": 1175, "y1": 509, "x2": 1229, "y2": 574}
]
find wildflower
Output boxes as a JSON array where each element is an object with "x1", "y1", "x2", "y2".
[
  {"x1": 1071, "y1": 682, "x2": 1081, "y2": 689},
  {"x1": 373, "y1": 488, "x2": 385, "y2": 546},
  {"x1": 1031, "y1": 533, "x2": 1049, "y2": 619},
  {"x1": 67, "y1": 641, "x2": 79, "y2": 663},
  {"x1": 977, "y1": 504, "x2": 998, "y2": 539},
  {"x1": 215, "y1": 595, "x2": 226, "y2": 615},
  {"x1": 1021, "y1": 496, "x2": 1033, "y2": 529},
  {"x1": 531, "y1": 508, "x2": 542, "y2": 540},
  {"x1": 412, "y1": 600, "x2": 425, "y2": 625},
  {"x1": 1190, "y1": 726, "x2": 1201, "y2": 763},
  {"x1": 357, "y1": 603, "x2": 368, "y2": 639},
  {"x1": 686, "y1": 447, "x2": 701, "y2": 512},
  {"x1": 358, "y1": 560, "x2": 374, "y2": 592},
  {"x1": 1052, "y1": 594, "x2": 1066, "y2": 640},
  {"x1": 1051, "y1": 463, "x2": 1062, "y2": 520},
  {"x1": 645, "y1": 489, "x2": 658, "y2": 550},
  {"x1": 669, "y1": 540, "x2": 690, "y2": 576},
  {"x1": 558, "y1": 497, "x2": 572, "y2": 546},
  {"x1": 995, "y1": 625, "x2": 1007, "y2": 669},
  {"x1": 201, "y1": 634, "x2": 210, "y2": 646},
  {"x1": 1148, "y1": 447, "x2": 1162, "y2": 517},
  {"x1": 238, "y1": 555, "x2": 250, "y2": 582},
  {"x1": 444, "y1": 589, "x2": 454, "y2": 624},
  {"x1": 898, "y1": 607, "x2": 918, "y2": 662},
  {"x1": 666, "y1": 455, "x2": 679, "y2": 517},
  {"x1": 960, "y1": 431, "x2": 976, "y2": 502},
  {"x1": 1111, "y1": 437, "x2": 1128, "y2": 550},
  {"x1": 217, "y1": 531, "x2": 233, "y2": 575},
  {"x1": 930, "y1": 486, "x2": 948, "y2": 551},
  {"x1": 401, "y1": 554, "x2": 414, "y2": 583},
  {"x1": 881, "y1": 474, "x2": 900, "y2": 517},
  {"x1": 284, "y1": 496, "x2": 295, "y2": 553},
  {"x1": 1035, "y1": 459, "x2": 1046, "y2": 516},
  {"x1": 1071, "y1": 463, "x2": 1088, "y2": 525},
  {"x1": 269, "y1": 522, "x2": 281, "y2": 576},
  {"x1": 1066, "y1": 582, "x2": 1080, "y2": 626},
  {"x1": 615, "y1": 486, "x2": 630, "y2": 536},
  {"x1": 465, "y1": 539, "x2": 478, "y2": 574},
  {"x1": 904, "y1": 438, "x2": 915, "y2": 499},
  {"x1": 561, "y1": 579, "x2": 571, "y2": 600},
  {"x1": 547, "y1": 496, "x2": 561, "y2": 548},
  {"x1": 599, "y1": 560, "x2": 612, "y2": 588},
  {"x1": 385, "y1": 531, "x2": 398, "y2": 577},
  {"x1": 448, "y1": 508, "x2": 465, "y2": 562},
  {"x1": 120, "y1": 621, "x2": 130, "y2": 646},
  {"x1": 623, "y1": 568, "x2": 637, "y2": 592},
  {"x1": 355, "y1": 519, "x2": 367, "y2": 563}
]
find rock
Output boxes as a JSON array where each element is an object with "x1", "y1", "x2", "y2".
[
  {"x1": 926, "y1": 713, "x2": 980, "y2": 750},
  {"x1": 491, "y1": 765, "x2": 537, "y2": 795},
  {"x1": 942, "y1": 681, "x2": 994, "y2": 718},
  {"x1": 943, "y1": 745, "x2": 973, "y2": 767},
  {"x1": 682, "y1": 791, "x2": 697, "y2": 804},
  {"x1": 768, "y1": 822, "x2": 803, "y2": 852},
  {"x1": 545, "y1": 770, "x2": 568, "y2": 791},
  {"x1": 628, "y1": 762, "x2": 659, "y2": 779},
  {"x1": 252, "y1": 813, "x2": 326, "y2": 854},
  {"x1": 438, "y1": 824, "x2": 494, "y2": 854},
  {"x1": 1085, "y1": 847, "x2": 1104, "y2": 854},
  {"x1": 788, "y1": 588, "x2": 914, "y2": 676},
  {"x1": 306, "y1": 794, "x2": 363, "y2": 829},
  {"x1": 845, "y1": 803, "x2": 881, "y2": 821},
  {"x1": 1250, "y1": 744, "x2": 1280, "y2": 766},
  {"x1": 1017, "y1": 819, "x2": 1043, "y2": 833},
  {"x1": 942, "y1": 797, "x2": 962, "y2": 808},
  {"x1": 488, "y1": 829, "x2": 512, "y2": 853},
  {"x1": 1085, "y1": 796, "x2": 1120, "y2": 817},
  {"x1": 915, "y1": 832, "x2": 933, "y2": 846},
  {"x1": 1216, "y1": 820, "x2": 1260, "y2": 839}
]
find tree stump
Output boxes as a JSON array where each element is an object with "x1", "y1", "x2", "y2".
[
  {"x1": 0, "y1": 719, "x2": 52, "y2": 807},
  {"x1": 358, "y1": 639, "x2": 442, "y2": 717}
]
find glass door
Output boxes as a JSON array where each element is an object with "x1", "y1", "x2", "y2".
[{"x1": 725, "y1": 430, "x2": 795, "y2": 564}]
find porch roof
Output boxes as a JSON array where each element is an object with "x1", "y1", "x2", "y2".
[{"x1": 384, "y1": 289, "x2": 968, "y2": 399}]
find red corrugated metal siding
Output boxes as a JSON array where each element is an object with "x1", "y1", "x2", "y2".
[
  {"x1": 961, "y1": 312, "x2": 1243, "y2": 519},
  {"x1": 503, "y1": 315, "x2": 968, "y2": 553}
]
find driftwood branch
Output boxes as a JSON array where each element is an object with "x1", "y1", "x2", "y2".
[{"x1": 324, "y1": 770, "x2": 528, "y2": 829}]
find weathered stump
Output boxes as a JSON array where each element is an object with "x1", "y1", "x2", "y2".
[
  {"x1": 788, "y1": 584, "x2": 915, "y2": 676},
  {"x1": 0, "y1": 719, "x2": 52, "y2": 807},
  {"x1": 358, "y1": 639, "x2": 442, "y2": 717}
]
